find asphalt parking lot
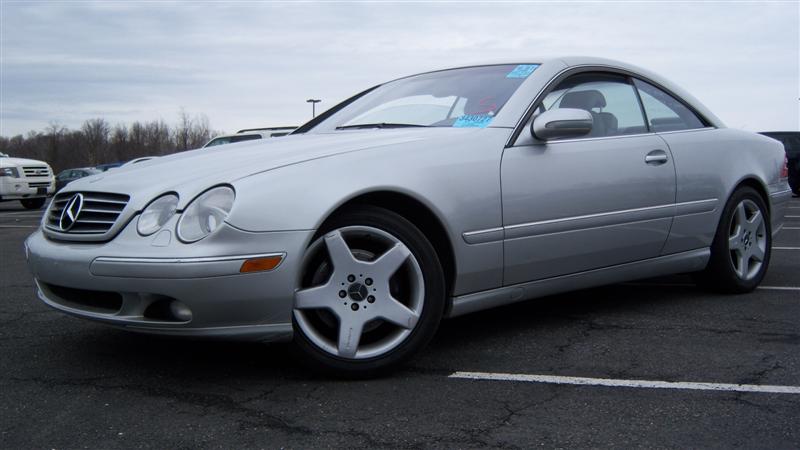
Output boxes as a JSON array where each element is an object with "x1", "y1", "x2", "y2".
[{"x1": 1, "y1": 197, "x2": 799, "y2": 448}]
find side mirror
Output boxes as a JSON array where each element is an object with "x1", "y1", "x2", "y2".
[{"x1": 531, "y1": 108, "x2": 593, "y2": 141}]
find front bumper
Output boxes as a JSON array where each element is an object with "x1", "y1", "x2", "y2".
[
  {"x1": 0, "y1": 177, "x2": 55, "y2": 200},
  {"x1": 25, "y1": 219, "x2": 314, "y2": 342}
]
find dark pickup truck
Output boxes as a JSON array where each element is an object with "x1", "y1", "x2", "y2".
[{"x1": 761, "y1": 131, "x2": 800, "y2": 196}]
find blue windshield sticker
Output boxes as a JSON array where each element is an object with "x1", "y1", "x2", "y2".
[
  {"x1": 453, "y1": 114, "x2": 493, "y2": 128},
  {"x1": 506, "y1": 64, "x2": 539, "y2": 79}
]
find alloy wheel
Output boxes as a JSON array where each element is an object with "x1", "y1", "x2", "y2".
[
  {"x1": 294, "y1": 226, "x2": 425, "y2": 359},
  {"x1": 728, "y1": 199, "x2": 767, "y2": 280}
]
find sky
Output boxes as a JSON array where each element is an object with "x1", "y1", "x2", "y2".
[{"x1": 1, "y1": 1, "x2": 798, "y2": 136}]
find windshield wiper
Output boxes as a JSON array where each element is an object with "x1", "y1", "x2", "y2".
[{"x1": 336, "y1": 122, "x2": 429, "y2": 130}]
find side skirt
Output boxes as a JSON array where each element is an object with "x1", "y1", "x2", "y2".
[{"x1": 447, "y1": 248, "x2": 710, "y2": 318}]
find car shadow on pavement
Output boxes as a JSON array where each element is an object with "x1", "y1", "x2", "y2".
[{"x1": 45, "y1": 274, "x2": 712, "y2": 380}]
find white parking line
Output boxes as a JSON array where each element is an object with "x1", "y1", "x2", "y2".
[
  {"x1": 622, "y1": 282, "x2": 800, "y2": 291},
  {"x1": 449, "y1": 371, "x2": 800, "y2": 395},
  {"x1": 782, "y1": 227, "x2": 800, "y2": 230},
  {"x1": 1, "y1": 210, "x2": 44, "y2": 216},
  {"x1": 774, "y1": 247, "x2": 800, "y2": 250},
  {"x1": 0, "y1": 225, "x2": 36, "y2": 229},
  {"x1": 786, "y1": 215, "x2": 800, "y2": 218}
]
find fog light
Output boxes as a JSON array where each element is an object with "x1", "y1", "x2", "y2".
[{"x1": 169, "y1": 300, "x2": 193, "y2": 321}]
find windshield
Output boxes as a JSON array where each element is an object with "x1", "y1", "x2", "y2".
[{"x1": 315, "y1": 64, "x2": 538, "y2": 131}]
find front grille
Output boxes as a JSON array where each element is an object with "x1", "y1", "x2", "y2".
[
  {"x1": 28, "y1": 181, "x2": 50, "y2": 188},
  {"x1": 45, "y1": 191, "x2": 130, "y2": 235},
  {"x1": 22, "y1": 166, "x2": 50, "y2": 177}
]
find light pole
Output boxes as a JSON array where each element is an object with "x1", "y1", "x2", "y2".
[{"x1": 306, "y1": 99, "x2": 321, "y2": 118}]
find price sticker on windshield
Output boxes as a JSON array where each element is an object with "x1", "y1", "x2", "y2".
[
  {"x1": 506, "y1": 64, "x2": 539, "y2": 79},
  {"x1": 453, "y1": 114, "x2": 493, "y2": 128}
]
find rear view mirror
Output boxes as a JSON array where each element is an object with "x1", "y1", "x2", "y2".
[{"x1": 531, "y1": 108, "x2": 593, "y2": 141}]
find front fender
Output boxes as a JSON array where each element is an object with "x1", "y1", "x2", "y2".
[{"x1": 226, "y1": 128, "x2": 512, "y2": 295}]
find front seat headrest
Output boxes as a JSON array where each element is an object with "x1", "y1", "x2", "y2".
[{"x1": 559, "y1": 89, "x2": 607, "y2": 110}]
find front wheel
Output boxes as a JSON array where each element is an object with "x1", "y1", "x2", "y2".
[
  {"x1": 20, "y1": 198, "x2": 46, "y2": 209},
  {"x1": 694, "y1": 186, "x2": 771, "y2": 293},
  {"x1": 291, "y1": 205, "x2": 446, "y2": 377}
]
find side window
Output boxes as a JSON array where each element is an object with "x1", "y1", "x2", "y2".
[
  {"x1": 541, "y1": 73, "x2": 647, "y2": 138},
  {"x1": 633, "y1": 79, "x2": 706, "y2": 132}
]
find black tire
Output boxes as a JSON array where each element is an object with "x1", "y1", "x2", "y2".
[
  {"x1": 694, "y1": 186, "x2": 771, "y2": 293},
  {"x1": 291, "y1": 205, "x2": 446, "y2": 378},
  {"x1": 20, "y1": 198, "x2": 46, "y2": 209}
]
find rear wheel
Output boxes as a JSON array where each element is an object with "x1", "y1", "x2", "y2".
[
  {"x1": 292, "y1": 205, "x2": 446, "y2": 377},
  {"x1": 20, "y1": 198, "x2": 46, "y2": 209},
  {"x1": 694, "y1": 186, "x2": 771, "y2": 293}
]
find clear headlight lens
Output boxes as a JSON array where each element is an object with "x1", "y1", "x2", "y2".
[
  {"x1": 177, "y1": 186, "x2": 235, "y2": 243},
  {"x1": 137, "y1": 194, "x2": 179, "y2": 236},
  {"x1": 0, "y1": 167, "x2": 19, "y2": 177}
]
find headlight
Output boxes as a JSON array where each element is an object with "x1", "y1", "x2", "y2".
[
  {"x1": 137, "y1": 194, "x2": 179, "y2": 236},
  {"x1": 0, "y1": 167, "x2": 19, "y2": 177},
  {"x1": 177, "y1": 186, "x2": 235, "y2": 243}
]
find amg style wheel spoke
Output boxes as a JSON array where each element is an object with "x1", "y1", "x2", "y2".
[
  {"x1": 735, "y1": 202, "x2": 747, "y2": 229},
  {"x1": 747, "y1": 210, "x2": 762, "y2": 230},
  {"x1": 295, "y1": 284, "x2": 336, "y2": 311},
  {"x1": 751, "y1": 243, "x2": 765, "y2": 262},
  {"x1": 376, "y1": 296, "x2": 419, "y2": 329},
  {"x1": 737, "y1": 253, "x2": 748, "y2": 278},
  {"x1": 337, "y1": 316, "x2": 364, "y2": 359},
  {"x1": 728, "y1": 232, "x2": 743, "y2": 251},
  {"x1": 324, "y1": 230, "x2": 358, "y2": 269},
  {"x1": 369, "y1": 243, "x2": 411, "y2": 279}
]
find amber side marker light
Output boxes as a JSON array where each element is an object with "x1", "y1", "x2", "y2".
[{"x1": 240, "y1": 255, "x2": 284, "y2": 273}]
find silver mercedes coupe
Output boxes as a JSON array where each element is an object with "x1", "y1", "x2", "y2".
[{"x1": 25, "y1": 57, "x2": 792, "y2": 376}]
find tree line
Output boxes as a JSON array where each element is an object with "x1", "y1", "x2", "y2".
[{"x1": 0, "y1": 111, "x2": 220, "y2": 173}]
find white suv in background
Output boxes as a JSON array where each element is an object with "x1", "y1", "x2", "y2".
[{"x1": 0, "y1": 152, "x2": 56, "y2": 209}]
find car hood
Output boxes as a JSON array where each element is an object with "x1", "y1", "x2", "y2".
[
  {"x1": 0, "y1": 156, "x2": 50, "y2": 168},
  {"x1": 63, "y1": 128, "x2": 470, "y2": 210}
]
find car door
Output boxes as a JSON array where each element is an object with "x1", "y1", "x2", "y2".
[
  {"x1": 631, "y1": 78, "x2": 721, "y2": 255},
  {"x1": 501, "y1": 72, "x2": 677, "y2": 285}
]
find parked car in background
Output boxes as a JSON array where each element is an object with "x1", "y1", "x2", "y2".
[
  {"x1": 26, "y1": 58, "x2": 791, "y2": 376},
  {"x1": 121, "y1": 156, "x2": 157, "y2": 167},
  {"x1": 760, "y1": 131, "x2": 799, "y2": 196},
  {"x1": 203, "y1": 127, "x2": 297, "y2": 148},
  {"x1": 0, "y1": 152, "x2": 55, "y2": 209},
  {"x1": 237, "y1": 126, "x2": 297, "y2": 137},
  {"x1": 55, "y1": 167, "x2": 102, "y2": 191},
  {"x1": 95, "y1": 162, "x2": 123, "y2": 172}
]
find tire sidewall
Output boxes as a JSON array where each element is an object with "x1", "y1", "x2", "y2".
[
  {"x1": 20, "y1": 198, "x2": 46, "y2": 209},
  {"x1": 291, "y1": 205, "x2": 446, "y2": 377}
]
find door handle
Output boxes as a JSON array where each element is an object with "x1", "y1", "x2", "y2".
[{"x1": 645, "y1": 150, "x2": 669, "y2": 165}]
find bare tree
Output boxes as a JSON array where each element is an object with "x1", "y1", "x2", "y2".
[
  {"x1": 81, "y1": 118, "x2": 110, "y2": 165},
  {"x1": 0, "y1": 111, "x2": 223, "y2": 172}
]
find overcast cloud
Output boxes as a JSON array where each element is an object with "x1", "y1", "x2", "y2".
[{"x1": 1, "y1": 1, "x2": 798, "y2": 136}]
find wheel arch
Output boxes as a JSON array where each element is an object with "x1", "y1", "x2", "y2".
[
  {"x1": 318, "y1": 190, "x2": 457, "y2": 301},
  {"x1": 731, "y1": 176, "x2": 771, "y2": 214}
]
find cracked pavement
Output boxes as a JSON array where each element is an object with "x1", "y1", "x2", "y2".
[{"x1": 1, "y1": 198, "x2": 799, "y2": 448}]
